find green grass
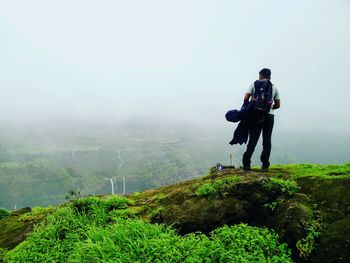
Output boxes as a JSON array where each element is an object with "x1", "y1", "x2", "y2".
[
  {"x1": 196, "y1": 176, "x2": 243, "y2": 197},
  {"x1": 4, "y1": 196, "x2": 292, "y2": 262},
  {"x1": 4, "y1": 163, "x2": 348, "y2": 261},
  {"x1": 72, "y1": 195, "x2": 133, "y2": 209},
  {"x1": 272, "y1": 163, "x2": 350, "y2": 179},
  {"x1": 17, "y1": 206, "x2": 55, "y2": 222},
  {"x1": 0, "y1": 209, "x2": 10, "y2": 220}
]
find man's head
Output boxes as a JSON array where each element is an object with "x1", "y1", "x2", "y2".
[{"x1": 259, "y1": 68, "x2": 271, "y2": 80}]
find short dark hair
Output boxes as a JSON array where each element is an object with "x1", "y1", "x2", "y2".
[{"x1": 259, "y1": 68, "x2": 271, "y2": 79}]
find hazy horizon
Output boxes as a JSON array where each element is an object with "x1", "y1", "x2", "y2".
[{"x1": 1, "y1": 1, "x2": 350, "y2": 134}]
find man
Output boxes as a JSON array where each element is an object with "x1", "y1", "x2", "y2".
[{"x1": 242, "y1": 68, "x2": 280, "y2": 172}]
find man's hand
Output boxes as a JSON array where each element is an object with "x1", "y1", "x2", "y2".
[
  {"x1": 273, "y1": 99, "x2": 280, "y2": 110},
  {"x1": 244, "y1": 93, "x2": 251, "y2": 102}
]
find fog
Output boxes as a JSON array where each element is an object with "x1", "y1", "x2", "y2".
[
  {"x1": 0, "y1": 1, "x2": 349, "y2": 145},
  {"x1": 2, "y1": 0, "x2": 350, "y2": 211}
]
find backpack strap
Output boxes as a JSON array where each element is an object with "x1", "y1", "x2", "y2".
[
  {"x1": 266, "y1": 80, "x2": 273, "y2": 102},
  {"x1": 252, "y1": 80, "x2": 259, "y2": 101}
]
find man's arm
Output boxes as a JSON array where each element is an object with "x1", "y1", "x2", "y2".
[
  {"x1": 244, "y1": 93, "x2": 251, "y2": 103},
  {"x1": 273, "y1": 99, "x2": 280, "y2": 110}
]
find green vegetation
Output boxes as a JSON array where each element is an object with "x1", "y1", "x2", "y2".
[
  {"x1": 19, "y1": 206, "x2": 55, "y2": 222},
  {"x1": 262, "y1": 177, "x2": 299, "y2": 195},
  {"x1": 148, "y1": 206, "x2": 165, "y2": 221},
  {"x1": 272, "y1": 163, "x2": 350, "y2": 179},
  {"x1": 263, "y1": 196, "x2": 284, "y2": 211},
  {"x1": 296, "y1": 219, "x2": 322, "y2": 259},
  {"x1": 3, "y1": 196, "x2": 292, "y2": 262},
  {"x1": 1, "y1": 163, "x2": 350, "y2": 262},
  {"x1": 0, "y1": 209, "x2": 10, "y2": 220},
  {"x1": 0, "y1": 159, "x2": 75, "y2": 210},
  {"x1": 1, "y1": 119, "x2": 349, "y2": 212},
  {"x1": 0, "y1": 207, "x2": 51, "y2": 251},
  {"x1": 65, "y1": 189, "x2": 82, "y2": 200},
  {"x1": 196, "y1": 176, "x2": 242, "y2": 197},
  {"x1": 72, "y1": 196, "x2": 133, "y2": 213},
  {"x1": 0, "y1": 126, "x2": 217, "y2": 210},
  {"x1": 0, "y1": 248, "x2": 7, "y2": 262}
]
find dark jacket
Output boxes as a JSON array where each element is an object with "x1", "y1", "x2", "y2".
[
  {"x1": 225, "y1": 101, "x2": 254, "y2": 123},
  {"x1": 226, "y1": 102, "x2": 256, "y2": 145}
]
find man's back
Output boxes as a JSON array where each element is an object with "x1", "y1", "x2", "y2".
[
  {"x1": 241, "y1": 68, "x2": 280, "y2": 172},
  {"x1": 246, "y1": 80, "x2": 280, "y2": 115}
]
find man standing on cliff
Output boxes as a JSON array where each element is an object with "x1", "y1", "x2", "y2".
[{"x1": 242, "y1": 68, "x2": 280, "y2": 172}]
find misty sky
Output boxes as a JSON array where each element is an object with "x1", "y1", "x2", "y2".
[{"x1": 1, "y1": 1, "x2": 349, "y2": 132}]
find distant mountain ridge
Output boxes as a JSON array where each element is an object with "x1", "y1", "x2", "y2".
[{"x1": 1, "y1": 121, "x2": 350, "y2": 210}]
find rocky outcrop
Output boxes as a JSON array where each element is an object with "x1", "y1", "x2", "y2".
[
  {"x1": 0, "y1": 207, "x2": 35, "y2": 250},
  {"x1": 131, "y1": 167, "x2": 350, "y2": 262}
]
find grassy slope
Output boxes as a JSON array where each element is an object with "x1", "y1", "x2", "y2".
[
  {"x1": 0, "y1": 163, "x2": 349, "y2": 262},
  {"x1": 1, "y1": 197, "x2": 292, "y2": 263}
]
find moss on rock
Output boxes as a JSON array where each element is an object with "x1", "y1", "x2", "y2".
[
  {"x1": 311, "y1": 214, "x2": 350, "y2": 263},
  {"x1": 297, "y1": 176, "x2": 350, "y2": 221},
  {"x1": 0, "y1": 208, "x2": 34, "y2": 250}
]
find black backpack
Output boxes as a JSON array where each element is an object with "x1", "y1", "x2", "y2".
[{"x1": 252, "y1": 80, "x2": 273, "y2": 114}]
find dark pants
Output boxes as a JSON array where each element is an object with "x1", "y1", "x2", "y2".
[{"x1": 242, "y1": 114, "x2": 274, "y2": 168}]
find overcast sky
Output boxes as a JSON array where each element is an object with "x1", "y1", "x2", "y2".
[{"x1": 1, "y1": 0, "x2": 349, "y2": 132}]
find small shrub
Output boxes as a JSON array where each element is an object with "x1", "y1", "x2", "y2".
[
  {"x1": 263, "y1": 196, "x2": 285, "y2": 212},
  {"x1": 65, "y1": 189, "x2": 81, "y2": 200},
  {"x1": 263, "y1": 178, "x2": 299, "y2": 195},
  {"x1": 296, "y1": 217, "x2": 322, "y2": 259}
]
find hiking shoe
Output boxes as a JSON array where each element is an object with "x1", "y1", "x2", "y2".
[
  {"x1": 216, "y1": 163, "x2": 224, "y2": 171},
  {"x1": 262, "y1": 167, "x2": 269, "y2": 172},
  {"x1": 242, "y1": 166, "x2": 251, "y2": 172}
]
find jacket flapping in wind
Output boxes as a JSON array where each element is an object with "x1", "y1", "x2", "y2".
[{"x1": 226, "y1": 102, "x2": 256, "y2": 145}]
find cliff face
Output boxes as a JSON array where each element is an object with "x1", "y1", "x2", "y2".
[{"x1": 1, "y1": 163, "x2": 349, "y2": 262}]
